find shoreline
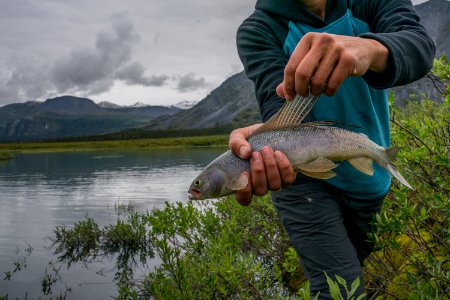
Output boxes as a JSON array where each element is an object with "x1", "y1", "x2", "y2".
[{"x1": 0, "y1": 134, "x2": 229, "y2": 157}]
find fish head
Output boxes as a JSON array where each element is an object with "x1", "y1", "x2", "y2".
[
  {"x1": 188, "y1": 167, "x2": 232, "y2": 200},
  {"x1": 188, "y1": 165, "x2": 250, "y2": 200}
]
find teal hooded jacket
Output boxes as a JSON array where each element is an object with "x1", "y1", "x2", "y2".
[{"x1": 236, "y1": 0, "x2": 435, "y2": 198}]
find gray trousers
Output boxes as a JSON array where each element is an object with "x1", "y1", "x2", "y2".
[{"x1": 271, "y1": 178, "x2": 384, "y2": 299}]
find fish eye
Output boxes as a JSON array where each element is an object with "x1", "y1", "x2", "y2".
[{"x1": 195, "y1": 179, "x2": 202, "y2": 186}]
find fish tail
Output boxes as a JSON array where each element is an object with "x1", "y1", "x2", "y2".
[{"x1": 384, "y1": 147, "x2": 413, "y2": 190}]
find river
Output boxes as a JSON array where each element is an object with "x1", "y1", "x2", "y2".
[{"x1": 0, "y1": 147, "x2": 225, "y2": 299}]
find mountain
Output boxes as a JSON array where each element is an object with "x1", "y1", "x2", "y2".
[
  {"x1": 391, "y1": 0, "x2": 450, "y2": 104},
  {"x1": 97, "y1": 101, "x2": 122, "y2": 109},
  {"x1": 129, "y1": 102, "x2": 149, "y2": 108},
  {"x1": 415, "y1": 0, "x2": 450, "y2": 57},
  {"x1": 172, "y1": 100, "x2": 198, "y2": 110},
  {"x1": 39, "y1": 96, "x2": 105, "y2": 115},
  {"x1": 0, "y1": 0, "x2": 447, "y2": 141},
  {"x1": 147, "y1": 72, "x2": 259, "y2": 130},
  {"x1": 142, "y1": 0, "x2": 449, "y2": 131},
  {"x1": 0, "y1": 96, "x2": 180, "y2": 141}
]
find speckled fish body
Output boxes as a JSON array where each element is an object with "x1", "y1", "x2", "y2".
[{"x1": 188, "y1": 95, "x2": 412, "y2": 200}]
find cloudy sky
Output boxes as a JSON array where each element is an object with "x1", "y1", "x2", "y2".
[{"x1": 0, "y1": 0, "x2": 429, "y2": 106}]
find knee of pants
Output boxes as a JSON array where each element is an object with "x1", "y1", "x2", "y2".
[{"x1": 270, "y1": 180, "x2": 366, "y2": 298}]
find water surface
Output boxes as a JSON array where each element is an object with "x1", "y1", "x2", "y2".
[{"x1": 0, "y1": 147, "x2": 225, "y2": 299}]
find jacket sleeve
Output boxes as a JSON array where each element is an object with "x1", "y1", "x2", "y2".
[
  {"x1": 354, "y1": 0, "x2": 436, "y2": 89},
  {"x1": 236, "y1": 12, "x2": 289, "y2": 122}
]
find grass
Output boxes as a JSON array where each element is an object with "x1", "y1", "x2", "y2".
[
  {"x1": 0, "y1": 151, "x2": 13, "y2": 161},
  {"x1": 0, "y1": 134, "x2": 229, "y2": 157}
]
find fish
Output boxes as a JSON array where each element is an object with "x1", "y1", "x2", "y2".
[{"x1": 188, "y1": 95, "x2": 412, "y2": 200}]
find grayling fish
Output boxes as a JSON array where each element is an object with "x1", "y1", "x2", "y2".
[{"x1": 188, "y1": 95, "x2": 412, "y2": 200}]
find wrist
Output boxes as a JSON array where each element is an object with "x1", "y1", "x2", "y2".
[{"x1": 364, "y1": 38, "x2": 389, "y2": 73}]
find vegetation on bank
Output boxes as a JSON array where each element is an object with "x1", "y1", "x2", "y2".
[
  {"x1": 1, "y1": 57, "x2": 449, "y2": 299},
  {"x1": 0, "y1": 134, "x2": 229, "y2": 157},
  {"x1": 0, "y1": 151, "x2": 13, "y2": 161}
]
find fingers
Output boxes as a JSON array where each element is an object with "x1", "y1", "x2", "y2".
[
  {"x1": 283, "y1": 33, "x2": 313, "y2": 100},
  {"x1": 236, "y1": 172, "x2": 253, "y2": 206},
  {"x1": 274, "y1": 151, "x2": 296, "y2": 186},
  {"x1": 324, "y1": 53, "x2": 356, "y2": 96},
  {"x1": 235, "y1": 147, "x2": 296, "y2": 206},
  {"x1": 251, "y1": 151, "x2": 269, "y2": 196},
  {"x1": 291, "y1": 48, "x2": 322, "y2": 97},
  {"x1": 281, "y1": 33, "x2": 375, "y2": 98},
  {"x1": 261, "y1": 147, "x2": 283, "y2": 190},
  {"x1": 309, "y1": 48, "x2": 339, "y2": 96},
  {"x1": 276, "y1": 83, "x2": 285, "y2": 99},
  {"x1": 229, "y1": 123, "x2": 262, "y2": 159}
]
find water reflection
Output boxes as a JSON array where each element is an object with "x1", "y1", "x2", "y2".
[{"x1": 0, "y1": 147, "x2": 225, "y2": 299}]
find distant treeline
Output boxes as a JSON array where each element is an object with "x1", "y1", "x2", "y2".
[{"x1": 48, "y1": 125, "x2": 236, "y2": 143}]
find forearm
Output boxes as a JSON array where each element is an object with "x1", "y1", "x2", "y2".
[{"x1": 354, "y1": 0, "x2": 436, "y2": 88}]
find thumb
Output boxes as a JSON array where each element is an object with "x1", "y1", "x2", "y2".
[{"x1": 276, "y1": 83, "x2": 286, "y2": 99}]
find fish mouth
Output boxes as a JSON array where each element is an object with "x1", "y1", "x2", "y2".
[{"x1": 188, "y1": 189, "x2": 201, "y2": 200}]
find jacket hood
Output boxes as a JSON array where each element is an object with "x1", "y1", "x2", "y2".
[{"x1": 255, "y1": 0, "x2": 347, "y2": 27}]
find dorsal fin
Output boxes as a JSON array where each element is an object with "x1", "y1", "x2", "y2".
[{"x1": 251, "y1": 94, "x2": 319, "y2": 136}]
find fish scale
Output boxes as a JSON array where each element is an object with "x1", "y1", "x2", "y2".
[{"x1": 250, "y1": 126, "x2": 385, "y2": 166}]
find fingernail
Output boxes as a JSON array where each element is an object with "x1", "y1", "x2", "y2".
[
  {"x1": 251, "y1": 151, "x2": 261, "y2": 161},
  {"x1": 274, "y1": 151, "x2": 283, "y2": 162},
  {"x1": 262, "y1": 146, "x2": 272, "y2": 158}
]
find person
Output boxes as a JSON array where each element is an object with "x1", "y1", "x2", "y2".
[{"x1": 230, "y1": 0, "x2": 435, "y2": 298}]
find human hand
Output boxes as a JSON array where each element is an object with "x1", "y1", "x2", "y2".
[
  {"x1": 276, "y1": 32, "x2": 389, "y2": 99},
  {"x1": 229, "y1": 124, "x2": 296, "y2": 206}
]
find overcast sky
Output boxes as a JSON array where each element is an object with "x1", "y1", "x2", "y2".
[{"x1": 0, "y1": 0, "x2": 430, "y2": 106}]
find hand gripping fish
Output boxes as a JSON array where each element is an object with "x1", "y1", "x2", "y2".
[{"x1": 188, "y1": 95, "x2": 412, "y2": 200}]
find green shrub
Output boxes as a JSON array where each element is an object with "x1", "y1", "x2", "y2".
[
  {"x1": 363, "y1": 56, "x2": 450, "y2": 298},
  {"x1": 2, "y1": 57, "x2": 449, "y2": 299}
]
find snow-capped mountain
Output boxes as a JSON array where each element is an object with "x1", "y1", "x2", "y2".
[
  {"x1": 172, "y1": 100, "x2": 199, "y2": 110},
  {"x1": 97, "y1": 101, "x2": 123, "y2": 109},
  {"x1": 129, "y1": 102, "x2": 149, "y2": 108}
]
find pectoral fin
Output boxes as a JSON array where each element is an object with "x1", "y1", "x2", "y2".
[
  {"x1": 299, "y1": 169, "x2": 337, "y2": 180},
  {"x1": 348, "y1": 158, "x2": 374, "y2": 176},
  {"x1": 225, "y1": 173, "x2": 249, "y2": 190},
  {"x1": 298, "y1": 157, "x2": 338, "y2": 172}
]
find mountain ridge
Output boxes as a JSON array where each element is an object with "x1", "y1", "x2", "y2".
[
  {"x1": 0, "y1": 96, "x2": 180, "y2": 141},
  {"x1": 0, "y1": 0, "x2": 447, "y2": 141}
]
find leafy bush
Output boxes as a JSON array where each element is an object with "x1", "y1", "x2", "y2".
[
  {"x1": 2, "y1": 57, "x2": 449, "y2": 299},
  {"x1": 364, "y1": 56, "x2": 450, "y2": 298}
]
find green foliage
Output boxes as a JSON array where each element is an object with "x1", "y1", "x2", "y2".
[
  {"x1": 51, "y1": 213, "x2": 154, "y2": 295},
  {"x1": 142, "y1": 199, "x2": 292, "y2": 299},
  {"x1": 78, "y1": 126, "x2": 235, "y2": 142},
  {"x1": 0, "y1": 150, "x2": 13, "y2": 160},
  {"x1": 324, "y1": 274, "x2": 366, "y2": 300},
  {"x1": 365, "y1": 56, "x2": 450, "y2": 298},
  {"x1": 0, "y1": 134, "x2": 229, "y2": 155},
  {"x1": 2, "y1": 57, "x2": 449, "y2": 299},
  {"x1": 43, "y1": 198, "x2": 294, "y2": 299}
]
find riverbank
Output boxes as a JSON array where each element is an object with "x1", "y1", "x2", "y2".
[
  {"x1": 0, "y1": 151, "x2": 13, "y2": 160},
  {"x1": 0, "y1": 134, "x2": 229, "y2": 157}
]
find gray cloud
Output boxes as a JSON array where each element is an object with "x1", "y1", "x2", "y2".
[
  {"x1": 50, "y1": 12, "x2": 137, "y2": 95},
  {"x1": 115, "y1": 62, "x2": 169, "y2": 86},
  {"x1": 0, "y1": 0, "x2": 434, "y2": 106},
  {"x1": 0, "y1": 59, "x2": 53, "y2": 102},
  {"x1": 176, "y1": 73, "x2": 208, "y2": 92},
  {"x1": 0, "y1": 0, "x2": 256, "y2": 106},
  {"x1": 0, "y1": 11, "x2": 170, "y2": 104}
]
